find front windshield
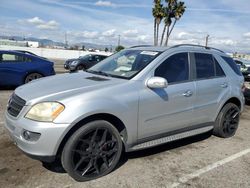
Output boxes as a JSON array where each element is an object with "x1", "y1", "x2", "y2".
[
  {"x1": 79, "y1": 55, "x2": 91, "y2": 60},
  {"x1": 87, "y1": 49, "x2": 160, "y2": 79}
]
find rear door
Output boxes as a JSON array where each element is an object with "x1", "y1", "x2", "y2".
[
  {"x1": 192, "y1": 53, "x2": 229, "y2": 124},
  {"x1": 0, "y1": 52, "x2": 32, "y2": 85}
]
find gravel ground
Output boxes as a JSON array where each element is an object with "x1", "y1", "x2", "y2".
[{"x1": 1, "y1": 64, "x2": 250, "y2": 188}]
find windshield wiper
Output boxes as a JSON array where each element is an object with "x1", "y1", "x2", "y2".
[{"x1": 85, "y1": 70, "x2": 111, "y2": 77}]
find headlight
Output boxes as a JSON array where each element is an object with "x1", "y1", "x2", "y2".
[
  {"x1": 25, "y1": 102, "x2": 65, "y2": 122},
  {"x1": 71, "y1": 60, "x2": 78, "y2": 65}
]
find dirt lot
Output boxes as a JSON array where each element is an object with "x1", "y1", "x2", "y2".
[{"x1": 1, "y1": 64, "x2": 250, "y2": 188}]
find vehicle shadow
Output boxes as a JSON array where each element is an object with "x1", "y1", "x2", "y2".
[
  {"x1": 42, "y1": 131, "x2": 212, "y2": 175},
  {"x1": 245, "y1": 101, "x2": 250, "y2": 106},
  {"x1": 0, "y1": 86, "x2": 17, "y2": 90}
]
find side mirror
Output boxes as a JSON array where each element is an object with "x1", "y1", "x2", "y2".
[{"x1": 146, "y1": 77, "x2": 168, "y2": 89}]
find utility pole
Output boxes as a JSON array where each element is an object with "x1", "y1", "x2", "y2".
[
  {"x1": 205, "y1": 35, "x2": 210, "y2": 47},
  {"x1": 118, "y1": 35, "x2": 121, "y2": 46},
  {"x1": 65, "y1": 32, "x2": 68, "y2": 48}
]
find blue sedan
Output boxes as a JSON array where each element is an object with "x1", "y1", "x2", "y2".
[{"x1": 0, "y1": 50, "x2": 55, "y2": 86}]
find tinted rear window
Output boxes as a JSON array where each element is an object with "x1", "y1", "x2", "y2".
[
  {"x1": 221, "y1": 56, "x2": 242, "y2": 76},
  {"x1": 195, "y1": 53, "x2": 215, "y2": 79}
]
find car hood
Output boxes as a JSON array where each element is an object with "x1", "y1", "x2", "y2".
[{"x1": 15, "y1": 72, "x2": 125, "y2": 104}]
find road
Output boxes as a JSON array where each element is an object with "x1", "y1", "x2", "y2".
[{"x1": 1, "y1": 64, "x2": 250, "y2": 188}]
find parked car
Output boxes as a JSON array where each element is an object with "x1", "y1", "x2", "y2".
[
  {"x1": 244, "y1": 85, "x2": 250, "y2": 102},
  {"x1": 234, "y1": 58, "x2": 250, "y2": 70},
  {"x1": 0, "y1": 50, "x2": 55, "y2": 86},
  {"x1": 241, "y1": 67, "x2": 250, "y2": 82},
  {"x1": 5, "y1": 45, "x2": 244, "y2": 181},
  {"x1": 64, "y1": 54, "x2": 108, "y2": 71}
]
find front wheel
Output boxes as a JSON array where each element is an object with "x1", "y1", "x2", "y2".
[
  {"x1": 76, "y1": 65, "x2": 84, "y2": 71},
  {"x1": 61, "y1": 120, "x2": 123, "y2": 181},
  {"x1": 213, "y1": 103, "x2": 240, "y2": 138}
]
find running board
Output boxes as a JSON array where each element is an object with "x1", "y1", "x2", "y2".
[{"x1": 131, "y1": 126, "x2": 213, "y2": 151}]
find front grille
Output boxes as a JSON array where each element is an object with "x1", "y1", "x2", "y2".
[{"x1": 7, "y1": 94, "x2": 26, "y2": 117}]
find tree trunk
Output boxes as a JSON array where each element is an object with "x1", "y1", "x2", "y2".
[
  {"x1": 164, "y1": 19, "x2": 177, "y2": 47},
  {"x1": 164, "y1": 25, "x2": 170, "y2": 46},
  {"x1": 155, "y1": 18, "x2": 161, "y2": 46},
  {"x1": 154, "y1": 19, "x2": 157, "y2": 46},
  {"x1": 160, "y1": 24, "x2": 167, "y2": 46},
  {"x1": 156, "y1": 23, "x2": 159, "y2": 46}
]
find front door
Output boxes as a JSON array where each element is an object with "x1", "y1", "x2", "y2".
[{"x1": 138, "y1": 52, "x2": 195, "y2": 139}]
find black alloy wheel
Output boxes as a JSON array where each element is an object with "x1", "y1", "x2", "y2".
[
  {"x1": 62, "y1": 120, "x2": 123, "y2": 181},
  {"x1": 221, "y1": 105, "x2": 240, "y2": 137},
  {"x1": 213, "y1": 103, "x2": 240, "y2": 138}
]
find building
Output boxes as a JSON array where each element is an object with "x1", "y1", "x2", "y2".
[{"x1": 0, "y1": 39, "x2": 40, "y2": 48}]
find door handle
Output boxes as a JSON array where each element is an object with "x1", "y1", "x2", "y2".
[
  {"x1": 220, "y1": 82, "x2": 228, "y2": 88},
  {"x1": 182, "y1": 90, "x2": 193, "y2": 97}
]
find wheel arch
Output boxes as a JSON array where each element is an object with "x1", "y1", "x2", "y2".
[
  {"x1": 56, "y1": 113, "x2": 128, "y2": 157},
  {"x1": 222, "y1": 97, "x2": 241, "y2": 110}
]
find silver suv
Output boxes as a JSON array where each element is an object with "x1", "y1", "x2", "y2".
[{"x1": 5, "y1": 44, "x2": 245, "y2": 181}]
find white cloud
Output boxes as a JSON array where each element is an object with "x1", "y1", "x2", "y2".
[
  {"x1": 243, "y1": 32, "x2": 250, "y2": 39},
  {"x1": 95, "y1": 1, "x2": 115, "y2": 7},
  {"x1": 123, "y1": 29, "x2": 138, "y2": 37},
  {"x1": 81, "y1": 31, "x2": 99, "y2": 39},
  {"x1": 24, "y1": 17, "x2": 59, "y2": 30},
  {"x1": 102, "y1": 29, "x2": 116, "y2": 37},
  {"x1": 27, "y1": 17, "x2": 44, "y2": 25}
]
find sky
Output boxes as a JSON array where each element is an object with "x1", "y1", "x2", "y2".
[{"x1": 0, "y1": 0, "x2": 250, "y2": 52}]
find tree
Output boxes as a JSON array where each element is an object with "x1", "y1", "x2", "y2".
[
  {"x1": 160, "y1": 0, "x2": 186, "y2": 46},
  {"x1": 115, "y1": 45, "x2": 125, "y2": 52},
  {"x1": 152, "y1": 0, "x2": 165, "y2": 46}
]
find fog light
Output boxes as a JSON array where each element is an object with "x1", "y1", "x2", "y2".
[
  {"x1": 23, "y1": 130, "x2": 31, "y2": 140},
  {"x1": 22, "y1": 130, "x2": 41, "y2": 141}
]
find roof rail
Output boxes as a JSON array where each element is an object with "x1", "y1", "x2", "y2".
[
  {"x1": 169, "y1": 44, "x2": 225, "y2": 53},
  {"x1": 130, "y1": 45, "x2": 153, "y2": 48}
]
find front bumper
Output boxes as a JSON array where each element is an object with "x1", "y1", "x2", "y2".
[
  {"x1": 64, "y1": 63, "x2": 70, "y2": 70},
  {"x1": 4, "y1": 110, "x2": 70, "y2": 162}
]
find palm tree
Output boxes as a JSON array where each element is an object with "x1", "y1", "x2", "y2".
[
  {"x1": 152, "y1": 0, "x2": 164, "y2": 46},
  {"x1": 161, "y1": 0, "x2": 186, "y2": 46}
]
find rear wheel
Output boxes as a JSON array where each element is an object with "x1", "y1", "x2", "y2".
[
  {"x1": 24, "y1": 73, "x2": 43, "y2": 84},
  {"x1": 213, "y1": 103, "x2": 240, "y2": 138},
  {"x1": 61, "y1": 120, "x2": 123, "y2": 181}
]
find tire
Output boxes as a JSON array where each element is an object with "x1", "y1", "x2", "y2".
[
  {"x1": 76, "y1": 65, "x2": 84, "y2": 71},
  {"x1": 61, "y1": 120, "x2": 123, "y2": 182},
  {"x1": 213, "y1": 103, "x2": 240, "y2": 138},
  {"x1": 24, "y1": 73, "x2": 43, "y2": 84}
]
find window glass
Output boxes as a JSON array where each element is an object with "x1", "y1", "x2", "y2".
[
  {"x1": 89, "y1": 50, "x2": 159, "y2": 79},
  {"x1": 1, "y1": 54, "x2": 31, "y2": 62},
  {"x1": 214, "y1": 58, "x2": 225, "y2": 77},
  {"x1": 221, "y1": 56, "x2": 242, "y2": 76},
  {"x1": 155, "y1": 53, "x2": 189, "y2": 83},
  {"x1": 195, "y1": 53, "x2": 215, "y2": 79}
]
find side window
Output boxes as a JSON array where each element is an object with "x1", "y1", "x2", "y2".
[
  {"x1": 195, "y1": 53, "x2": 215, "y2": 79},
  {"x1": 155, "y1": 53, "x2": 189, "y2": 84},
  {"x1": 221, "y1": 56, "x2": 242, "y2": 76},
  {"x1": 1, "y1": 53, "x2": 31, "y2": 63},
  {"x1": 2, "y1": 54, "x2": 16, "y2": 61},
  {"x1": 214, "y1": 58, "x2": 225, "y2": 77}
]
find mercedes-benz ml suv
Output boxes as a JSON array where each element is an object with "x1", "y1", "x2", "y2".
[{"x1": 5, "y1": 44, "x2": 245, "y2": 181}]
